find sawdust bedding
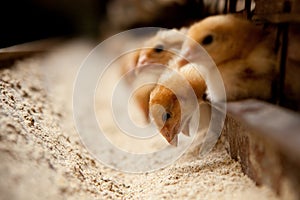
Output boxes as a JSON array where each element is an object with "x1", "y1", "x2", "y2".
[{"x1": 0, "y1": 40, "x2": 280, "y2": 199}]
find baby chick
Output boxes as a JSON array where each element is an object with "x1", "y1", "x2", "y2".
[
  {"x1": 121, "y1": 28, "x2": 187, "y2": 81},
  {"x1": 135, "y1": 27, "x2": 187, "y2": 72},
  {"x1": 150, "y1": 63, "x2": 206, "y2": 145},
  {"x1": 122, "y1": 28, "x2": 187, "y2": 120},
  {"x1": 181, "y1": 14, "x2": 276, "y2": 101},
  {"x1": 150, "y1": 14, "x2": 276, "y2": 145}
]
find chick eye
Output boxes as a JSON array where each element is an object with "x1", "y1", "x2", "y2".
[
  {"x1": 162, "y1": 112, "x2": 171, "y2": 122},
  {"x1": 201, "y1": 35, "x2": 214, "y2": 45},
  {"x1": 153, "y1": 44, "x2": 164, "y2": 53}
]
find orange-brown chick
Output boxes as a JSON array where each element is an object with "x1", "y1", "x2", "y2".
[
  {"x1": 136, "y1": 28, "x2": 187, "y2": 70},
  {"x1": 149, "y1": 63, "x2": 206, "y2": 145}
]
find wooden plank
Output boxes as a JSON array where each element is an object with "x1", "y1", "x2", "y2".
[
  {"x1": 227, "y1": 99, "x2": 300, "y2": 164},
  {"x1": 222, "y1": 99, "x2": 300, "y2": 198},
  {"x1": 0, "y1": 38, "x2": 63, "y2": 66},
  {"x1": 252, "y1": 13, "x2": 300, "y2": 23}
]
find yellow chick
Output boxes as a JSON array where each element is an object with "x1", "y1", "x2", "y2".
[
  {"x1": 150, "y1": 14, "x2": 276, "y2": 145},
  {"x1": 122, "y1": 28, "x2": 187, "y2": 120},
  {"x1": 181, "y1": 14, "x2": 276, "y2": 101}
]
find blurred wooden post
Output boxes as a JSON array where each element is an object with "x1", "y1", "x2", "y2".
[
  {"x1": 0, "y1": 39, "x2": 62, "y2": 67},
  {"x1": 224, "y1": 99, "x2": 300, "y2": 199}
]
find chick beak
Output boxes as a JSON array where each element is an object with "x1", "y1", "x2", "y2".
[
  {"x1": 137, "y1": 54, "x2": 149, "y2": 67},
  {"x1": 181, "y1": 117, "x2": 191, "y2": 136},
  {"x1": 179, "y1": 43, "x2": 199, "y2": 67},
  {"x1": 176, "y1": 46, "x2": 193, "y2": 67},
  {"x1": 169, "y1": 135, "x2": 178, "y2": 147},
  {"x1": 161, "y1": 127, "x2": 178, "y2": 147},
  {"x1": 177, "y1": 58, "x2": 188, "y2": 67},
  {"x1": 182, "y1": 124, "x2": 190, "y2": 136},
  {"x1": 136, "y1": 55, "x2": 152, "y2": 75}
]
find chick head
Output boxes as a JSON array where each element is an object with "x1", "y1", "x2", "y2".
[
  {"x1": 136, "y1": 29, "x2": 185, "y2": 70},
  {"x1": 149, "y1": 64, "x2": 202, "y2": 146},
  {"x1": 181, "y1": 15, "x2": 264, "y2": 66},
  {"x1": 149, "y1": 85, "x2": 181, "y2": 145}
]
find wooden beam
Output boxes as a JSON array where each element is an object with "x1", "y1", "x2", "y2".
[
  {"x1": 0, "y1": 38, "x2": 63, "y2": 67},
  {"x1": 222, "y1": 99, "x2": 300, "y2": 198}
]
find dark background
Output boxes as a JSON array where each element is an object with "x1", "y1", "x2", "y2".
[
  {"x1": 0, "y1": 0, "x2": 106, "y2": 47},
  {"x1": 0, "y1": 0, "x2": 205, "y2": 48}
]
